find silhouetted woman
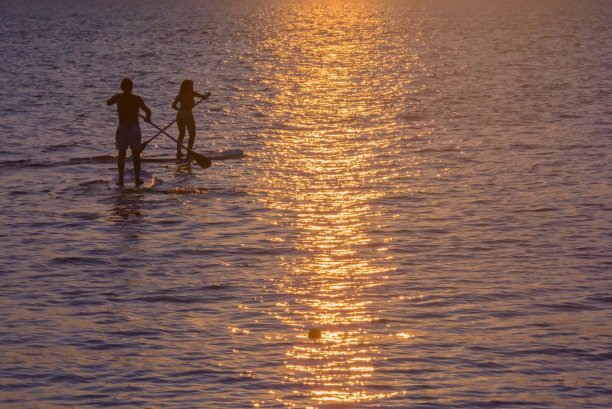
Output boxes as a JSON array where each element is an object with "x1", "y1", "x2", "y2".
[{"x1": 172, "y1": 80, "x2": 210, "y2": 158}]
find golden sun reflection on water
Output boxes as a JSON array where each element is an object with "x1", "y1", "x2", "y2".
[{"x1": 252, "y1": 3, "x2": 412, "y2": 404}]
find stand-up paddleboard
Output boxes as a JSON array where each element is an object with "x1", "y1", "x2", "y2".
[
  {"x1": 201, "y1": 149, "x2": 244, "y2": 160},
  {"x1": 112, "y1": 169, "x2": 155, "y2": 189},
  {"x1": 142, "y1": 148, "x2": 244, "y2": 162}
]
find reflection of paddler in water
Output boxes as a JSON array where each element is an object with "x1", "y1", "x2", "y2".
[
  {"x1": 106, "y1": 78, "x2": 152, "y2": 186},
  {"x1": 172, "y1": 79, "x2": 210, "y2": 159},
  {"x1": 112, "y1": 192, "x2": 144, "y2": 221}
]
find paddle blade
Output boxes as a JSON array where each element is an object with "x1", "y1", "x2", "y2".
[
  {"x1": 191, "y1": 151, "x2": 211, "y2": 169},
  {"x1": 139, "y1": 139, "x2": 151, "y2": 153}
]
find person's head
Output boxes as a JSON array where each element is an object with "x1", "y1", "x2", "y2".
[
  {"x1": 120, "y1": 77, "x2": 133, "y2": 93},
  {"x1": 179, "y1": 79, "x2": 194, "y2": 96}
]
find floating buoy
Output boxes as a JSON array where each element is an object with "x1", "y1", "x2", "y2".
[{"x1": 308, "y1": 327, "x2": 322, "y2": 340}]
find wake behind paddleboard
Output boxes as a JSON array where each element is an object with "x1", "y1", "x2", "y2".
[
  {"x1": 112, "y1": 169, "x2": 155, "y2": 189},
  {"x1": 142, "y1": 148, "x2": 244, "y2": 162}
]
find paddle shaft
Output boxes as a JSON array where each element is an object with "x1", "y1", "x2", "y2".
[
  {"x1": 139, "y1": 96, "x2": 208, "y2": 152},
  {"x1": 140, "y1": 115, "x2": 211, "y2": 169},
  {"x1": 139, "y1": 119, "x2": 175, "y2": 152},
  {"x1": 141, "y1": 115, "x2": 189, "y2": 152}
]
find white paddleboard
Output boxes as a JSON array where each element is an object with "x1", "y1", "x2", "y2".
[
  {"x1": 142, "y1": 148, "x2": 244, "y2": 162},
  {"x1": 201, "y1": 149, "x2": 244, "y2": 160},
  {"x1": 112, "y1": 169, "x2": 155, "y2": 189}
]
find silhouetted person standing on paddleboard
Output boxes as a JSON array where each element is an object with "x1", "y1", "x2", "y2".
[
  {"x1": 106, "y1": 78, "x2": 152, "y2": 186},
  {"x1": 172, "y1": 79, "x2": 210, "y2": 159}
]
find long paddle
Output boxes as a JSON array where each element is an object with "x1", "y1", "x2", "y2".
[
  {"x1": 140, "y1": 115, "x2": 211, "y2": 169},
  {"x1": 139, "y1": 120, "x2": 175, "y2": 153},
  {"x1": 139, "y1": 95, "x2": 209, "y2": 153}
]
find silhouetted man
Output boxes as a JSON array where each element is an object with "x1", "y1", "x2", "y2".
[{"x1": 107, "y1": 78, "x2": 151, "y2": 186}]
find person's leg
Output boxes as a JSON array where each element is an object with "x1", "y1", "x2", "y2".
[
  {"x1": 117, "y1": 149, "x2": 126, "y2": 185},
  {"x1": 132, "y1": 149, "x2": 142, "y2": 185},
  {"x1": 186, "y1": 115, "x2": 196, "y2": 157},
  {"x1": 130, "y1": 126, "x2": 143, "y2": 185},
  {"x1": 176, "y1": 119, "x2": 186, "y2": 158},
  {"x1": 116, "y1": 126, "x2": 127, "y2": 185}
]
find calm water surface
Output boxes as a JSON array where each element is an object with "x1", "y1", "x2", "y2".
[{"x1": 0, "y1": 0, "x2": 611, "y2": 408}]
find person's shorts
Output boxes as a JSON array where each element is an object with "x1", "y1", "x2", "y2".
[{"x1": 116, "y1": 125, "x2": 142, "y2": 151}]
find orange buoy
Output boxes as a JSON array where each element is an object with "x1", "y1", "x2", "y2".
[{"x1": 308, "y1": 327, "x2": 322, "y2": 340}]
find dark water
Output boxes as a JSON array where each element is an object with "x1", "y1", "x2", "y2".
[{"x1": 0, "y1": 0, "x2": 611, "y2": 407}]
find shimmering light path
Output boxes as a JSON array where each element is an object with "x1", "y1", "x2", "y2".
[{"x1": 250, "y1": 4, "x2": 407, "y2": 403}]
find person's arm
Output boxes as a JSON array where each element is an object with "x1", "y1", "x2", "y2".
[
  {"x1": 194, "y1": 91, "x2": 211, "y2": 100},
  {"x1": 172, "y1": 95, "x2": 180, "y2": 111},
  {"x1": 140, "y1": 98, "x2": 152, "y2": 123},
  {"x1": 106, "y1": 94, "x2": 118, "y2": 106}
]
